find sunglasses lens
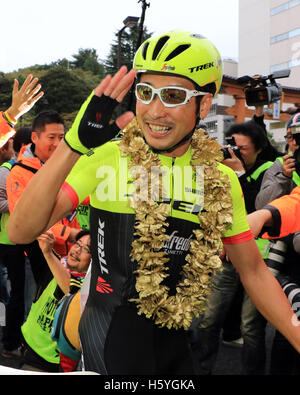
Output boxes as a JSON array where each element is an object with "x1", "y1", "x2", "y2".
[
  {"x1": 136, "y1": 84, "x2": 153, "y2": 102},
  {"x1": 160, "y1": 88, "x2": 187, "y2": 105}
]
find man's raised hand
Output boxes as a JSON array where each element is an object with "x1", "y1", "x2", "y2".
[{"x1": 64, "y1": 66, "x2": 136, "y2": 155}]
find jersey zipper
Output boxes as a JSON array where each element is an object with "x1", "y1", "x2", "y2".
[{"x1": 170, "y1": 157, "x2": 176, "y2": 216}]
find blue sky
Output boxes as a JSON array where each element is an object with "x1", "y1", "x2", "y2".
[{"x1": 1, "y1": 0, "x2": 238, "y2": 73}]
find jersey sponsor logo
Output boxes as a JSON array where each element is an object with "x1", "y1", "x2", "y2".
[
  {"x1": 96, "y1": 276, "x2": 114, "y2": 294},
  {"x1": 161, "y1": 63, "x2": 175, "y2": 72},
  {"x1": 172, "y1": 200, "x2": 202, "y2": 215},
  {"x1": 98, "y1": 219, "x2": 109, "y2": 274},
  {"x1": 164, "y1": 230, "x2": 193, "y2": 255}
]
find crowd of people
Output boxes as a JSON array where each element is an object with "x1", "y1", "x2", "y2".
[{"x1": 1, "y1": 29, "x2": 300, "y2": 375}]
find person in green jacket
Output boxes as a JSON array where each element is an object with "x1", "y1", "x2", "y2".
[{"x1": 20, "y1": 229, "x2": 91, "y2": 372}]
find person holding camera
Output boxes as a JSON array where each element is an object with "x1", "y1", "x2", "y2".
[
  {"x1": 194, "y1": 119, "x2": 274, "y2": 375},
  {"x1": 256, "y1": 113, "x2": 300, "y2": 208},
  {"x1": 251, "y1": 105, "x2": 283, "y2": 162},
  {"x1": 255, "y1": 113, "x2": 300, "y2": 375}
]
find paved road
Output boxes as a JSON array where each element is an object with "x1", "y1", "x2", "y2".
[{"x1": 0, "y1": 323, "x2": 275, "y2": 375}]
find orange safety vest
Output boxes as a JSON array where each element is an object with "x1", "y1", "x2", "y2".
[{"x1": 6, "y1": 145, "x2": 81, "y2": 257}]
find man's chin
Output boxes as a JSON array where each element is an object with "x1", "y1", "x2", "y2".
[{"x1": 143, "y1": 135, "x2": 171, "y2": 152}]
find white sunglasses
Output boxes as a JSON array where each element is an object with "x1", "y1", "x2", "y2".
[{"x1": 135, "y1": 82, "x2": 206, "y2": 107}]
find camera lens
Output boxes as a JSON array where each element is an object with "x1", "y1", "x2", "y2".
[
  {"x1": 221, "y1": 147, "x2": 231, "y2": 160},
  {"x1": 276, "y1": 274, "x2": 300, "y2": 316},
  {"x1": 265, "y1": 240, "x2": 287, "y2": 277}
]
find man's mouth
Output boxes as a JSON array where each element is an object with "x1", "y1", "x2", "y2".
[
  {"x1": 146, "y1": 123, "x2": 172, "y2": 136},
  {"x1": 70, "y1": 252, "x2": 80, "y2": 262}
]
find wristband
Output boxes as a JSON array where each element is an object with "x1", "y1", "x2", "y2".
[
  {"x1": 4, "y1": 111, "x2": 17, "y2": 126},
  {"x1": 235, "y1": 170, "x2": 245, "y2": 178}
]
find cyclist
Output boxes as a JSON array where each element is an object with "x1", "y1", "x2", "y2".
[{"x1": 7, "y1": 30, "x2": 300, "y2": 375}]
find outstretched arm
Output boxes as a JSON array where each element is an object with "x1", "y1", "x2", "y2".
[
  {"x1": 7, "y1": 67, "x2": 136, "y2": 244},
  {"x1": 37, "y1": 230, "x2": 70, "y2": 294},
  {"x1": 226, "y1": 239, "x2": 300, "y2": 353}
]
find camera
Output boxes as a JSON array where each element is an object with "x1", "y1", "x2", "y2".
[
  {"x1": 265, "y1": 240, "x2": 287, "y2": 277},
  {"x1": 276, "y1": 274, "x2": 300, "y2": 320},
  {"x1": 221, "y1": 136, "x2": 243, "y2": 160},
  {"x1": 237, "y1": 69, "x2": 291, "y2": 106}
]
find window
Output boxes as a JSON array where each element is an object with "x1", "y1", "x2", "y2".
[
  {"x1": 271, "y1": 0, "x2": 300, "y2": 16},
  {"x1": 208, "y1": 103, "x2": 217, "y2": 116},
  {"x1": 271, "y1": 32, "x2": 289, "y2": 44},
  {"x1": 270, "y1": 57, "x2": 300, "y2": 73},
  {"x1": 271, "y1": 27, "x2": 300, "y2": 45},
  {"x1": 271, "y1": 2, "x2": 289, "y2": 15},
  {"x1": 206, "y1": 120, "x2": 218, "y2": 133}
]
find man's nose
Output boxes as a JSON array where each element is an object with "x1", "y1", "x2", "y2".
[
  {"x1": 53, "y1": 137, "x2": 61, "y2": 147},
  {"x1": 148, "y1": 94, "x2": 167, "y2": 118}
]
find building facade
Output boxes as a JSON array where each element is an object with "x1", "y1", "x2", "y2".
[
  {"x1": 239, "y1": 0, "x2": 300, "y2": 146},
  {"x1": 205, "y1": 59, "x2": 237, "y2": 144},
  {"x1": 239, "y1": 0, "x2": 300, "y2": 87}
]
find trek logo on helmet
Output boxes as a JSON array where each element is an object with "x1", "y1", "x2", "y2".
[{"x1": 189, "y1": 62, "x2": 215, "y2": 73}]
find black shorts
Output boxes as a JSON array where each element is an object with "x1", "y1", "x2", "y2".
[{"x1": 80, "y1": 304, "x2": 197, "y2": 375}]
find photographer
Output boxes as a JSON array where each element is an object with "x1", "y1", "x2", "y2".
[
  {"x1": 256, "y1": 113, "x2": 300, "y2": 208},
  {"x1": 255, "y1": 113, "x2": 300, "y2": 375},
  {"x1": 252, "y1": 105, "x2": 283, "y2": 161},
  {"x1": 195, "y1": 120, "x2": 274, "y2": 375}
]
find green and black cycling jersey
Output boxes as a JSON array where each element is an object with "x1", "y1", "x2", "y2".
[{"x1": 62, "y1": 139, "x2": 252, "y2": 375}]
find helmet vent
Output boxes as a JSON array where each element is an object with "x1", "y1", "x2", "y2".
[
  {"x1": 142, "y1": 42, "x2": 150, "y2": 60},
  {"x1": 164, "y1": 44, "x2": 191, "y2": 62},
  {"x1": 152, "y1": 36, "x2": 170, "y2": 60}
]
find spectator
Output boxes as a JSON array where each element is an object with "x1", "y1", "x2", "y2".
[
  {"x1": 252, "y1": 105, "x2": 283, "y2": 161},
  {"x1": 255, "y1": 113, "x2": 300, "y2": 374},
  {"x1": 193, "y1": 119, "x2": 274, "y2": 375},
  {"x1": 0, "y1": 75, "x2": 43, "y2": 359},
  {"x1": 256, "y1": 113, "x2": 300, "y2": 209},
  {"x1": 20, "y1": 230, "x2": 91, "y2": 372},
  {"x1": 6, "y1": 110, "x2": 82, "y2": 287},
  {"x1": 13, "y1": 126, "x2": 32, "y2": 154}
]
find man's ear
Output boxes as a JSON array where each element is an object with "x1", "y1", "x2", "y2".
[
  {"x1": 31, "y1": 131, "x2": 38, "y2": 144},
  {"x1": 199, "y1": 94, "x2": 213, "y2": 120}
]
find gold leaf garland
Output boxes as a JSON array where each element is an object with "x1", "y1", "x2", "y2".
[{"x1": 118, "y1": 118, "x2": 233, "y2": 330}]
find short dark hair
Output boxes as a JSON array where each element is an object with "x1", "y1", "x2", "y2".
[
  {"x1": 32, "y1": 110, "x2": 64, "y2": 133},
  {"x1": 13, "y1": 126, "x2": 32, "y2": 153},
  {"x1": 75, "y1": 229, "x2": 90, "y2": 242},
  {"x1": 225, "y1": 120, "x2": 269, "y2": 152}
]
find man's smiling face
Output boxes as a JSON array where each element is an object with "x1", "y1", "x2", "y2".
[{"x1": 136, "y1": 73, "x2": 199, "y2": 157}]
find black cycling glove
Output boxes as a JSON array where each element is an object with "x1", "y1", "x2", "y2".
[{"x1": 65, "y1": 91, "x2": 121, "y2": 154}]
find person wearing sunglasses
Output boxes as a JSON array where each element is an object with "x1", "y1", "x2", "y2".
[{"x1": 7, "y1": 30, "x2": 300, "y2": 375}]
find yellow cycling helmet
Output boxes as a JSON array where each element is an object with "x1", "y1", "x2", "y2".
[{"x1": 133, "y1": 30, "x2": 223, "y2": 97}]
